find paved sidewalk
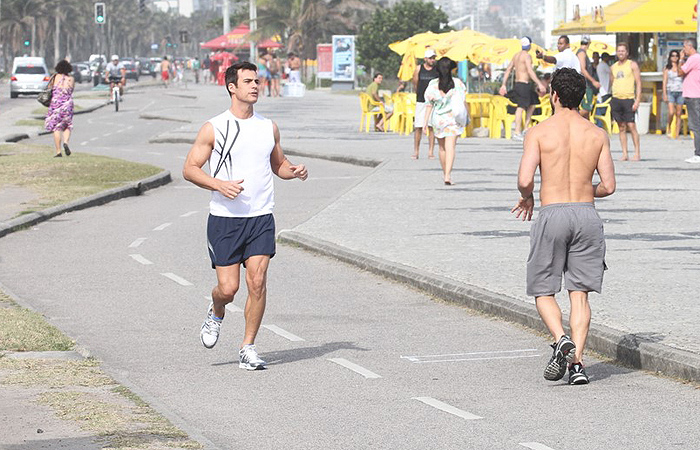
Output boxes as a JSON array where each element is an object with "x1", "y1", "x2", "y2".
[{"x1": 3, "y1": 87, "x2": 699, "y2": 382}]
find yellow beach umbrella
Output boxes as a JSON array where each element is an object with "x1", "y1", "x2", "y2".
[
  {"x1": 389, "y1": 31, "x2": 449, "y2": 59},
  {"x1": 472, "y1": 38, "x2": 545, "y2": 65},
  {"x1": 570, "y1": 40, "x2": 616, "y2": 58},
  {"x1": 397, "y1": 50, "x2": 417, "y2": 81},
  {"x1": 434, "y1": 32, "x2": 495, "y2": 62}
]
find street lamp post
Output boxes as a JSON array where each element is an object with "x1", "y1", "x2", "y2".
[
  {"x1": 250, "y1": 0, "x2": 257, "y2": 64},
  {"x1": 223, "y1": 0, "x2": 230, "y2": 34}
]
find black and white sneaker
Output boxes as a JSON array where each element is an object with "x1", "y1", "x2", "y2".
[
  {"x1": 568, "y1": 363, "x2": 590, "y2": 385},
  {"x1": 543, "y1": 335, "x2": 576, "y2": 381},
  {"x1": 239, "y1": 344, "x2": 266, "y2": 370},
  {"x1": 200, "y1": 303, "x2": 222, "y2": 349}
]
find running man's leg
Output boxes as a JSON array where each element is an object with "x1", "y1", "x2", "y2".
[
  {"x1": 212, "y1": 264, "x2": 241, "y2": 319},
  {"x1": 514, "y1": 107, "x2": 524, "y2": 135},
  {"x1": 627, "y1": 121, "x2": 641, "y2": 160},
  {"x1": 525, "y1": 105, "x2": 536, "y2": 130},
  {"x1": 241, "y1": 255, "x2": 270, "y2": 346},
  {"x1": 617, "y1": 121, "x2": 628, "y2": 160},
  {"x1": 568, "y1": 290, "x2": 591, "y2": 364},
  {"x1": 535, "y1": 295, "x2": 566, "y2": 341}
]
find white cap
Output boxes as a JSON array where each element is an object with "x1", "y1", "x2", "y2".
[
  {"x1": 424, "y1": 48, "x2": 436, "y2": 58},
  {"x1": 111, "y1": 54, "x2": 119, "y2": 61},
  {"x1": 520, "y1": 37, "x2": 532, "y2": 49},
  {"x1": 581, "y1": 35, "x2": 591, "y2": 44}
]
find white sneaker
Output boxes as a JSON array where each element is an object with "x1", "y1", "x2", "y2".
[
  {"x1": 200, "y1": 303, "x2": 222, "y2": 349},
  {"x1": 239, "y1": 344, "x2": 266, "y2": 370},
  {"x1": 685, "y1": 155, "x2": 700, "y2": 163}
]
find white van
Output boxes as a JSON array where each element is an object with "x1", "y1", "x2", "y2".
[{"x1": 10, "y1": 57, "x2": 50, "y2": 98}]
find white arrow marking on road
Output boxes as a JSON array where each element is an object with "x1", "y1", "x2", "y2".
[
  {"x1": 128, "y1": 238, "x2": 147, "y2": 248},
  {"x1": 129, "y1": 254, "x2": 153, "y2": 265},
  {"x1": 103, "y1": 132, "x2": 113, "y2": 137},
  {"x1": 412, "y1": 397, "x2": 483, "y2": 420},
  {"x1": 180, "y1": 211, "x2": 198, "y2": 217},
  {"x1": 89, "y1": 137, "x2": 98, "y2": 141},
  {"x1": 519, "y1": 443, "x2": 558, "y2": 450},
  {"x1": 263, "y1": 325, "x2": 305, "y2": 342},
  {"x1": 161, "y1": 273, "x2": 193, "y2": 286},
  {"x1": 127, "y1": 125, "x2": 134, "y2": 130},
  {"x1": 80, "y1": 141, "x2": 88, "y2": 146},
  {"x1": 327, "y1": 358, "x2": 381, "y2": 379},
  {"x1": 153, "y1": 223, "x2": 172, "y2": 231}
]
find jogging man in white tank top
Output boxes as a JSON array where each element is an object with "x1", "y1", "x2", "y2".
[{"x1": 183, "y1": 61, "x2": 308, "y2": 370}]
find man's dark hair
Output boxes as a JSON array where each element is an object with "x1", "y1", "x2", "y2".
[
  {"x1": 373, "y1": 72, "x2": 383, "y2": 80},
  {"x1": 225, "y1": 61, "x2": 258, "y2": 96},
  {"x1": 559, "y1": 35, "x2": 570, "y2": 45},
  {"x1": 685, "y1": 37, "x2": 697, "y2": 50},
  {"x1": 551, "y1": 68, "x2": 585, "y2": 110},
  {"x1": 163, "y1": 56, "x2": 168, "y2": 60},
  {"x1": 617, "y1": 42, "x2": 629, "y2": 53},
  {"x1": 54, "y1": 59, "x2": 72, "y2": 75},
  {"x1": 601, "y1": 52, "x2": 611, "y2": 61}
]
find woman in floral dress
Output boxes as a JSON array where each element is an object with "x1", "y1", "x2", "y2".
[
  {"x1": 423, "y1": 57, "x2": 467, "y2": 185},
  {"x1": 44, "y1": 60, "x2": 74, "y2": 157}
]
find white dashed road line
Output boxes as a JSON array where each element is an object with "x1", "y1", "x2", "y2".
[
  {"x1": 519, "y1": 443, "x2": 558, "y2": 450},
  {"x1": 89, "y1": 137, "x2": 98, "y2": 141},
  {"x1": 147, "y1": 151, "x2": 164, "y2": 156},
  {"x1": 412, "y1": 397, "x2": 483, "y2": 420},
  {"x1": 262, "y1": 325, "x2": 305, "y2": 342},
  {"x1": 161, "y1": 273, "x2": 193, "y2": 286},
  {"x1": 177, "y1": 156, "x2": 186, "y2": 160},
  {"x1": 129, "y1": 254, "x2": 153, "y2": 265},
  {"x1": 128, "y1": 238, "x2": 147, "y2": 248},
  {"x1": 327, "y1": 358, "x2": 382, "y2": 379},
  {"x1": 80, "y1": 141, "x2": 88, "y2": 146},
  {"x1": 153, "y1": 222, "x2": 172, "y2": 231},
  {"x1": 103, "y1": 133, "x2": 113, "y2": 137},
  {"x1": 180, "y1": 211, "x2": 199, "y2": 217},
  {"x1": 401, "y1": 349, "x2": 540, "y2": 364}
]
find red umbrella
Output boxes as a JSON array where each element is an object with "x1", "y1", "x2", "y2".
[
  {"x1": 201, "y1": 25, "x2": 251, "y2": 50},
  {"x1": 258, "y1": 37, "x2": 282, "y2": 49},
  {"x1": 211, "y1": 52, "x2": 237, "y2": 61}
]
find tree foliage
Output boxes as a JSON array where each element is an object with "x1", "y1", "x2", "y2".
[{"x1": 356, "y1": 0, "x2": 449, "y2": 78}]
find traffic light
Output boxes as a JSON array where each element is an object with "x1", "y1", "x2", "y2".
[
  {"x1": 23, "y1": 39, "x2": 30, "y2": 47},
  {"x1": 179, "y1": 30, "x2": 189, "y2": 44},
  {"x1": 94, "y1": 2, "x2": 106, "y2": 24}
]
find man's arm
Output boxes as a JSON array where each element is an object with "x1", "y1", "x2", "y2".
[
  {"x1": 525, "y1": 54, "x2": 547, "y2": 94},
  {"x1": 536, "y1": 49, "x2": 557, "y2": 65},
  {"x1": 270, "y1": 122, "x2": 308, "y2": 181},
  {"x1": 182, "y1": 123, "x2": 244, "y2": 199},
  {"x1": 632, "y1": 60, "x2": 642, "y2": 111},
  {"x1": 594, "y1": 133, "x2": 616, "y2": 197},
  {"x1": 578, "y1": 51, "x2": 601, "y2": 89},
  {"x1": 499, "y1": 59, "x2": 514, "y2": 96},
  {"x1": 412, "y1": 65, "x2": 420, "y2": 91},
  {"x1": 511, "y1": 130, "x2": 540, "y2": 221}
]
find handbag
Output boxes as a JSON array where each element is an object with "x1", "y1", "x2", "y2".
[
  {"x1": 37, "y1": 74, "x2": 55, "y2": 107},
  {"x1": 450, "y1": 89, "x2": 468, "y2": 127}
]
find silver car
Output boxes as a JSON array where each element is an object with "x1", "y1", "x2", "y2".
[{"x1": 10, "y1": 57, "x2": 50, "y2": 98}]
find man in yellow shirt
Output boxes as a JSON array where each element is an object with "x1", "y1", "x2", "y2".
[
  {"x1": 611, "y1": 43, "x2": 642, "y2": 161},
  {"x1": 366, "y1": 73, "x2": 393, "y2": 132}
]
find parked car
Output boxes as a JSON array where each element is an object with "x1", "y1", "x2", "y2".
[
  {"x1": 122, "y1": 61, "x2": 139, "y2": 81},
  {"x1": 136, "y1": 58, "x2": 154, "y2": 77},
  {"x1": 10, "y1": 57, "x2": 50, "y2": 98},
  {"x1": 72, "y1": 62, "x2": 91, "y2": 84}
]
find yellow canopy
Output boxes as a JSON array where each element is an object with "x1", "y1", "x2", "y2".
[
  {"x1": 553, "y1": 0, "x2": 697, "y2": 34},
  {"x1": 389, "y1": 31, "x2": 449, "y2": 59},
  {"x1": 570, "y1": 40, "x2": 617, "y2": 57},
  {"x1": 471, "y1": 39, "x2": 546, "y2": 65},
  {"x1": 433, "y1": 30, "x2": 495, "y2": 61}
]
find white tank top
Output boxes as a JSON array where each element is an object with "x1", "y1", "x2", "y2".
[{"x1": 207, "y1": 110, "x2": 275, "y2": 218}]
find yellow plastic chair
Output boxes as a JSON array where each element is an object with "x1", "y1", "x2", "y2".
[
  {"x1": 668, "y1": 104, "x2": 690, "y2": 138},
  {"x1": 462, "y1": 93, "x2": 492, "y2": 137},
  {"x1": 398, "y1": 93, "x2": 416, "y2": 135},
  {"x1": 388, "y1": 93, "x2": 403, "y2": 133},
  {"x1": 358, "y1": 92, "x2": 387, "y2": 133},
  {"x1": 490, "y1": 95, "x2": 525, "y2": 139},
  {"x1": 590, "y1": 96, "x2": 613, "y2": 134},
  {"x1": 530, "y1": 95, "x2": 552, "y2": 126}
]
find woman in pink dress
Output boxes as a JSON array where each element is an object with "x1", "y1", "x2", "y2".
[{"x1": 44, "y1": 60, "x2": 74, "y2": 157}]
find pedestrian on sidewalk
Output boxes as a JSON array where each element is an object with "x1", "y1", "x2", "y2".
[
  {"x1": 611, "y1": 42, "x2": 642, "y2": 161},
  {"x1": 663, "y1": 50, "x2": 684, "y2": 139},
  {"x1": 498, "y1": 37, "x2": 546, "y2": 141},
  {"x1": 412, "y1": 48, "x2": 438, "y2": 159},
  {"x1": 679, "y1": 38, "x2": 700, "y2": 163},
  {"x1": 183, "y1": 61, "x2": 308, "y2": 371},
  {"x1": 44, "y1": 59, "x2": 74, "y2": 158},
  {"x1": 423, "y1": 57, "x2": 467, "y2": 185},
  {"x1": 575, "y1": 36, "x2": 601, "y2": 120},
  {"x1": 511, "y1": 68, "x2": 616, "y2": 385}
]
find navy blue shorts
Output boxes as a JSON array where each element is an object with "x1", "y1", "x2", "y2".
[{"x1": 207, "y1": 214, "x2": 276, "y2": 268}]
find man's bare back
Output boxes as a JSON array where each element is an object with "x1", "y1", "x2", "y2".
[
  {"x1": 513, "y1": 50, "x2": 535, "y2": 83},
  {"x1": 526, "y1": 109, "x2": 611, "y2": 205}
]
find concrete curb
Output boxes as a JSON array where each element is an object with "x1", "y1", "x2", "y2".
[
  {"x1": 278, "y1": 230, "x2": 700, "y2": 383},
  {"x1": 285, "y1": 148, "x2": 381, "y2": 168},
  {"x1": 139, "y1": 113, "x2": 192, "y2": 123},
  {"x1": 0, "y1": 170, "x2": 172, "y2": 239}
]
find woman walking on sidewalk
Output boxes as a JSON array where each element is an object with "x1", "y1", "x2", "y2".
[
  {"x1": 423, "y1": 57, "x2": 467, "y2": 185},
  {"x1": 44, "y1": 60, "x2": 74, "y2": 158}
]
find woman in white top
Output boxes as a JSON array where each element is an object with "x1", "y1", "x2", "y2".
[
  {"x1": 663, "y1": 50, "x2": 685, "y2": 139},
  {"x1": 423, "y1": 57, "x2": 467, "y2": 185}
]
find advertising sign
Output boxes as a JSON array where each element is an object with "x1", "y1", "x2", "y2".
[
  {"x1": 332, "y1": 35, "x2": 355, "y2": 82},
  {"x1": 317, "y1": 44, "x2": 333, "y2": 79}
]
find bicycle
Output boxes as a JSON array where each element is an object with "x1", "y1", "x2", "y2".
[{"x1": 108, "y1": 76, "x2": 123, "y2": 112}]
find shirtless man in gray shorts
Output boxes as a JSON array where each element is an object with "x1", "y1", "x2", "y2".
[{"x1": 511, "y1": 68, "x2": 616, "y2": 385}]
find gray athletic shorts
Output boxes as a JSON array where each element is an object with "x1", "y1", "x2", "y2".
[{"x1": 526, "y1": 203, "x2": 607, "y2": 297}]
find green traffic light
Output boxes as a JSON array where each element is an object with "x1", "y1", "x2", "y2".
[
  {"x1": 96, "y1": 16, "x2": 104, "y2": 23},
  {"x1": 23, "y1": 40, "x2": 30, "y2": 46}
]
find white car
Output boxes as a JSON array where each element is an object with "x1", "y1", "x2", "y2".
[{"x1": 10, "y1": 57, "x2": 50, "y2": 98}]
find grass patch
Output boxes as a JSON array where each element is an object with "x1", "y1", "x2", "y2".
[
  {"x1": 14, "y1": 119, "x2": 45, "y2": 127},
  {"x1": 0, "y1": 143, "x2": 161, "y2": 217},
  {"x1": 0, "y1": 358, "x2": 111, "y2": 387},
  {"x1": 0, "y1": 291, "x2": 74, "y2": 352}
]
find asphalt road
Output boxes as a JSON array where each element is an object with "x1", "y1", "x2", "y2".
[{"x1": 0, "y1": 83, "x2": 698, "y2": 449}]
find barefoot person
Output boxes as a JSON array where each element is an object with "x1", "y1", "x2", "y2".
[
  {"x1": 512, "y1": 68, "x2": 616, "y2": 385},
  {"x1": 412, "y1": 48, "x2": 438, "y2": 159},
  {"x1": 183, "y1": 61, "x2": 308, "y2": 370},
  {"x1": 499, "y1": 36, "x2": 546, "y2": 141},
  {"x1": 611, "y1": 43, "x2": 642, "y2": 161}
]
